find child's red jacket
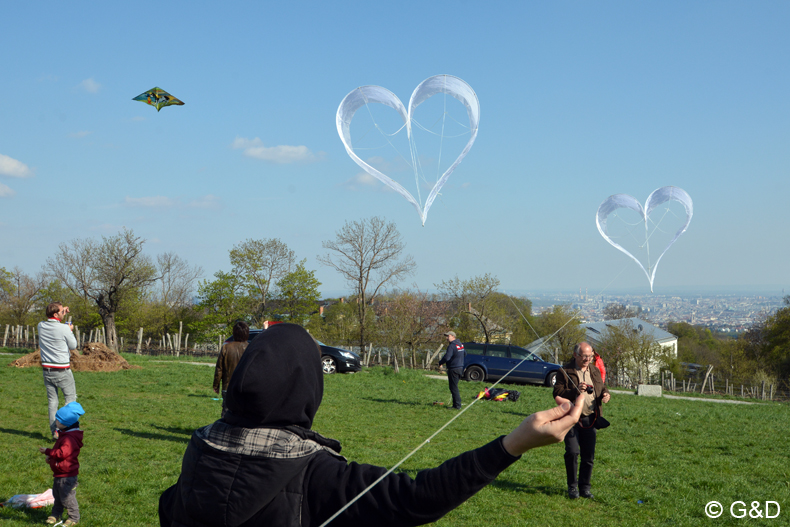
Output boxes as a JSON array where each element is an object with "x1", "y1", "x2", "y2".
[{"x1": 44, "y1": 429, "x2": 83, "y2": 478}]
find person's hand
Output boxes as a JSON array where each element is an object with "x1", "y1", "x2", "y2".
[
  {"x1": 602, "y1": 392, "x2": 610, "y2": 404},
  {"x1": 213, "y1": 387, "x2": 219, "y2": 394},
  {"x1": 39, "y1": 447, "x2": 47, "y2": 454},
  {"x1": 578, "y1": 382, "x2": 589, "y2": 392},
  {"x1": 501, "y1": 394, "x2": 584, "y2": 456}
]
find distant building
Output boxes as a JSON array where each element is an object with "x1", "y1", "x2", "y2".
[{"x1": 583, "y1": 317, "x2": 678, "y2": 357}]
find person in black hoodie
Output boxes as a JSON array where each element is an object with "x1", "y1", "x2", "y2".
[{"x1": 159, "y1": 323, "x2": 584, "y2": 527}]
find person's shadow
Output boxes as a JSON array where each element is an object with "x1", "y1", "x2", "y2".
[
  {"x1": 490, "y1": 479, "x2": 559, "y2": 497},
  {"x1": 0, "y1": 427, "x2": 50, "y2": 441},
  {"x1": 114, "y1": 424, "x2": 194, "y2": 443}
]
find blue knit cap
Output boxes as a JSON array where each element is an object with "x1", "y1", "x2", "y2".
[{"x1": 55, "y1": 401, "x2": 85, "y2": 427}]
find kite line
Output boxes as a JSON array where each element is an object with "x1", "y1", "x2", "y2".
[{"x1": 320, "y1": 263, "x2": 630, "y2": 526}]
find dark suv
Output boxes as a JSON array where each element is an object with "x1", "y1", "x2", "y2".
[
  {"x1": 227, "y1": 330, "x2": 361, "y2": 375},
  {"x1": 462, "y1": 342, "x2": 561, "y2": 386}
]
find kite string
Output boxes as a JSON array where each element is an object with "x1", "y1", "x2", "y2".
[{"x1": 319, "y1": 264, "x2": 631, "y2": 526}]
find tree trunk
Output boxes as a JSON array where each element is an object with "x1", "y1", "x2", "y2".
[{"x1": 102, "y1": 314, "x2": 119, "y2": 353}]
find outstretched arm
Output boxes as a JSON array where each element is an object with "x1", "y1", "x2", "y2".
[{"x1": 501, "y1": 394, "x2": 584, "y2": 456}]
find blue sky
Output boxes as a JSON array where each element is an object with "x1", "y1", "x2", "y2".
[{"x1": 2, "y1": 1, "x2": 788, "y2": 298}]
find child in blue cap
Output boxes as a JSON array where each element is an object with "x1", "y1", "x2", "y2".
[{"x1": 39, "y1": 401, "x2": 84, "y2": 526}]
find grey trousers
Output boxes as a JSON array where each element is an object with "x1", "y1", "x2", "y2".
[
  {"x1": 43, "y1": 368, "x2": 77, "y2": 436},
  {"x1": 52, "y1": 476, "x2": 79, "y2": 522}
]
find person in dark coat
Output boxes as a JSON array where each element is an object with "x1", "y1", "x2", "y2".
[
  {"x1": 438, "y1": 331, "x2": 466, "y2": 409},
  {"x1": 160, "y1": 323, "x2": 584, "y2": 527},
  {"x1": 553, "y1": 341, "x2": 611, "y2": 500},
  {"x1": 213, "y1": 321, "x2": 250, "y2": 418}
]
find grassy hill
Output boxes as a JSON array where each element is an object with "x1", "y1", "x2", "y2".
[{"x1": 1, "y1": 350, "x2": 787, "y2": 526}]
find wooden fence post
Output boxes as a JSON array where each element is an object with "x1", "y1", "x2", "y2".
[
  {"x1": 700, "y1": 365, "x2": 713, "y2": 394},
  {"x1": 136, "y1": 328, "x2": 143, "y2": 354}
]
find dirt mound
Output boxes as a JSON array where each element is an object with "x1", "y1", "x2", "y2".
[{"x1": 9, "y1": 342, "x2": 139, "y2": 372}]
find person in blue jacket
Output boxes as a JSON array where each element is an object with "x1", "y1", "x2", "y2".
[{"x1": 438, "y1": 331, "x2": 466, "y2": 409}]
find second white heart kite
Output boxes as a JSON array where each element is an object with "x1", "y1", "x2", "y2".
[
  {"x1": 336, "y1": 74, "x2": 480, "y2": 226},
  {"x1": 596, "y1": 186, "x2": 693, "y2": 292}
]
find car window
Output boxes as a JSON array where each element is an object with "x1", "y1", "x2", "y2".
[
  {"x1": 487, "y1": 345, "x2": 508, "y2": 358},
  {"x1": 464, "y1": 343, "x2": 485, "y2": 355},
  {"x1": 509, "y1": 346, "x2": 530, "y2": 360}
]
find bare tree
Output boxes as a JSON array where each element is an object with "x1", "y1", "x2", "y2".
[
  {"x1": 318, "y1": 217, "x2": 416, "y2": 352},
  {"x1": 152, "y1": 252, "x2": 203, "y2": 333},
  {"x1": 0, "y1": 267, "x2": 48, "y2": 326},
  {"x1": 229, "y1": 238, "x2": 295, "y2": 320},
  {"x1": 376, "y1": 288, "x2": 444, "y2": 368},
  {"x1": 598, "y1": 319, "x2": 663, "y2": 386},
  {"x1": 46, "y1": 228, "x2": 158, "y2": 352},
  {"x1": 603, "y1": 303, "x2": 637, "y2": 321},
  {"x1": 156, "y1": 252, "x2": 203, "y2": 307},
  {"x1": 435, "y1": 274, "x2": 501, "y2": 343}
]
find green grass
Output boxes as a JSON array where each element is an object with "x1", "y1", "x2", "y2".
[{"x1": 1, "y1": 354, "x2": 788, "y2": 526}]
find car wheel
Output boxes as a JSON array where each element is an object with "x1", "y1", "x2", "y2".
[
  {"x1": 322, "y1": 356, "x2": 337, "y2": 375},
  {"x1": 465, "y1": 365, "x2": 485, "y2": 382},
  {"x1": 545, "y1": 371, "x2": 557, "y2": 387}
]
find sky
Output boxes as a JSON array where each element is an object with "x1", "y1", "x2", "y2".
[{"x1": 1, "y1": 1, "x2": 788, "y2": 299}]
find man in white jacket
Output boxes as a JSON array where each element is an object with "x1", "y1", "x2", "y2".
[{"x1": 38, "y1": 302, "x2": 78, "y2": 440}]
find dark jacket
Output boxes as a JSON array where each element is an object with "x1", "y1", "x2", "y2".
[
  {"x1": 159, "y1": 324, "x2": 519, "y2": 527},
  {"x1": 553, "y1": 361, "x2": 609, "y2": 416},
  {"x1": 213, "y1": 341, "x2": 248, "y2": 392},
  {"x1": 439, "y1": 340, "x2": 466, "y2": 369}
]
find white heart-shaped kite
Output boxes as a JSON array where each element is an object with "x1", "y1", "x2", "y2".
[
  {"x1": 596, "y1": 186, "x2": 693, "y2": 292},
  {"x1": 336, "y1": 75, "x2": 479, "y2": 225}
]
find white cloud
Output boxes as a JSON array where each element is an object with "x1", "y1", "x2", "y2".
[
  {"x1": 0, "y1": 154, "x2": 33, "y2": 178},
  {"x1": 340, "y1": 171, "x2": 395, "y2": 193},
  {"x1": 231, "y1": 137, "x2": 318, "y2": 163},
  {"x1": 0, "y1": 183, "x2": 15, "y2": 197},
  {"x1": 78, "y1": 78, "x2": 101, "y2": 94},
  {"x1": 124, "y1": 196, "x2": 175, "y2": 208},
  {"x1": 124, "y1": 194, "x2": 221, "y2": 210},
  {"x1": 187, "y1": 195, "x2": 221, "y2": 209},
  {"x1": 68, "y1": 131, "x2": 92, "y2": 139}
]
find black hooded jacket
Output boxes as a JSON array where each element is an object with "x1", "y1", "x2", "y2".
[{"x1": 159, "y1": 323, "x2": 520, "y2": 527}]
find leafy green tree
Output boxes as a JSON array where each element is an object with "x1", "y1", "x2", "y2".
[
  {"x1": 756, "y1": 296, "x2": 790, "y2": 381},
  {"x1": 273, "y1": 260, "x2": 321, "y2": 323},
  {"x1": 534, "y1": 305, "x2": 586, "y2": 364},
  {"x1": 307, "y1": 300, "x2": 359, "y2": 350},
  {"x1": 229, "y1": 238, "x2": 295, "y2": 321},
  {"x1": 194, "y1": 270, "x2": 254, "y2": 340},
  {"x1": 487, "y1": 293, "x2": 537, "y2": 347}
]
